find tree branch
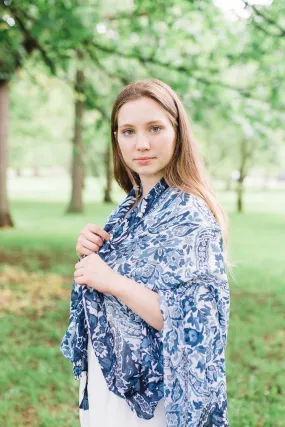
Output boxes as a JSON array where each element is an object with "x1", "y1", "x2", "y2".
[
  {"x1": 84, "y1": 44, "x2": 130, "y2": 86},
  {"x1": 103, "y1": 10, "x2": 151, "y2": 21},
  {"x1": 85, "y1": 40, "x2": 253, "y2": 97},
  {"x1": 242, "y1": 1, "x2": 285, "y2": 37},
  {"x1": 9, "y1": 6, "x2": 56, "y2": 74}
]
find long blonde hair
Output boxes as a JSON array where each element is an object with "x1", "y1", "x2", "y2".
[{"x1": 110, "y1": 78, "x2": 233, "y2": 273}]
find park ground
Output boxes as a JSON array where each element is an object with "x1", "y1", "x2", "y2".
[{"x1": 0, "y1": 177, "x2": 285, "y2": 427}]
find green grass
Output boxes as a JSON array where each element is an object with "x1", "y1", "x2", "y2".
[
  {"x1": 0, "y1": 200, "x2": 116, "y2": 276},
  {"x1": 1, "y1": 180, "x2": 285, "y2": 426}
]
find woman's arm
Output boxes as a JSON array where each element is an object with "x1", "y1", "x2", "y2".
[
  {"x1": 73, "y1": 254, "x2": 163, "y2": 331},
  {"x1": 111, "y1": 274, "x2": 164, "y2": 332}
]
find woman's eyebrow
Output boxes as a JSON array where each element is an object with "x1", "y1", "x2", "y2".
[{"x1": 118, "y1": 120, "x2": 165, "y2": 129}]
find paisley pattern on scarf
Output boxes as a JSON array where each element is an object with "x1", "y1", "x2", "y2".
[{"x1": 60, "y1": 177, "x2": 230, "y2": 427}]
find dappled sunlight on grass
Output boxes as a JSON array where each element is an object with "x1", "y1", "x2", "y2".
[
  {"x1": 0, "y1": 265, "x2": 71, "y2": 315},
  {"x1": 0, "y1": 195, "x2": 285, "y2": 426}
]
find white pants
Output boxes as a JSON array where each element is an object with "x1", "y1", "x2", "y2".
[{"x1": 79, "y1": 337, "x2": 165, "y2": 427}]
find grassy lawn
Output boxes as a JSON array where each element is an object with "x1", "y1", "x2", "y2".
[{"x1": 1, "y1": 178, "x2": 285, "y2": 426}]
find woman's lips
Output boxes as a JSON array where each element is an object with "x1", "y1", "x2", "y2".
[{"x1": 134, "y1": 157, "x2": 155, "y2": 164}]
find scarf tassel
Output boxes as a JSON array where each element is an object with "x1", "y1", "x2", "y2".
[{"x1": 79, "y1": 372, "x2": 89, "y2": 410}]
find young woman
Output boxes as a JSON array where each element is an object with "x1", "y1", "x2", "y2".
[{"x1": 60, "y1": 78, "x2": 231, "y2": 427}]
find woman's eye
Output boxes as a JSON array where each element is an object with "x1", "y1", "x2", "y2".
[
  {"x1": 122, "y1": 126, "x2": 162, "y2": 136},
  {"x1": 122, "y1": 129, "x2": 134, "y2": 136},
  {"x1": 151, "y1": 126, "x2": 162, "y2": 132}
]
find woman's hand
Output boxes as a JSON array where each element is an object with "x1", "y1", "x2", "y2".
[
  {"x1": 74, "y1": 253, "x2": 164, "y2": 331},
  {"x1": 74, "y1": 253, "x2": 118, "y2": 294},
  {"x1": 76, "y1": 223, "x2": 111, "y2": 259}
]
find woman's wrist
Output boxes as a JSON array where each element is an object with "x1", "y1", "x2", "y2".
[
  {"x1": 109, "y1": 272, "x2": 132, "y2": 298},
  {"x1": 109, "y1": 273, "x2": 163, "y2": 331}
]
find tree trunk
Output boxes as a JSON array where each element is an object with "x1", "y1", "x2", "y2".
[
  {"x1": 103, "y1": 142, "x2": 113, "y2": 203},
  {"x1": 0, "y1": 80, "x2": 14, "y2": 228},
  {"x1": 236, "y1": 176, "x2": 244, "y2": 213},
  {"x1": 66, "y1": 65, "x2": 85, "y2": 213},
  {"x1": 236, "y1": 138, "x2": 250, "y2": 214}
]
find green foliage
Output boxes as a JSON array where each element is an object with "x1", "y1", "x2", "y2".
[{"x1": 2, "y1": 0, "x2": 285, "y2": 200}]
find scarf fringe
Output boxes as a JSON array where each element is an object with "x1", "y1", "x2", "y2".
[{"x1": 79, "y1": 371, "x2": 89, "y2": 410}]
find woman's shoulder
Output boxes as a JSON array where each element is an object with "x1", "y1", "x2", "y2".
[{"x1": 163, "y1": 186, "x2": 220, "y2": 230}]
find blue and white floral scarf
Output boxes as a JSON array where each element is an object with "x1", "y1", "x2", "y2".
[{"x1": 60, "y1": 177, "x2": 230, "y2": 427}]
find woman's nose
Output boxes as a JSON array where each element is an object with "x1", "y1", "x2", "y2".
[{"x1": 135, "y1": 132, "x2": 150, "y2": 149}]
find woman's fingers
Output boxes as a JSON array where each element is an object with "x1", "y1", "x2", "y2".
[
  {"x1": 77, "y1": 246, "x2": 96, "y2": 258},
  {"x1": 78, "y1": 231, "x2": 103, "y2": 251},
  {"x1": 86, "y1": 224, "x2": 111, "y2": 242},
  {"x1": 74, "y1": 267, "x2": 84, "y2": 277},
  {"x1": 85, "y1": 229, "x2": 104, "y2": 246},
  {"x1": 76, "y1": 224, "x2": 111, "y2": 258},
  {"x1": 76, "y1": 240, "x2": 100, "y2": 257}
]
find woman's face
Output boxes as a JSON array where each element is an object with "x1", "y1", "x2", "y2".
[{"x1": 116, "y1": 97, "x2": 176, "y2": 181}]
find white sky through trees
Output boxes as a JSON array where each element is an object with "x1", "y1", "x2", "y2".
[{"x1": 214, "y1": 0, "x2": 273, "y2": 20}]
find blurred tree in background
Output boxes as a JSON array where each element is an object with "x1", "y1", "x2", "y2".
[{"x1": 0, "y1": 0, "x2": 284, "y2": 227}]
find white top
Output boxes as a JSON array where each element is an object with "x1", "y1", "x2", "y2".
[{"x1": 79, "y1": 336, "x2": 165, "y2": 427}]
